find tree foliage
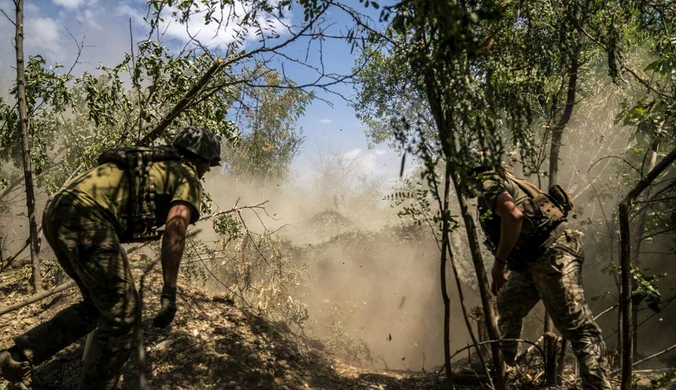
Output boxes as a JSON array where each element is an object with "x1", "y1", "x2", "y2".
[{"x1": 224, "y1": 69, "x2": 312, "y2": 182}]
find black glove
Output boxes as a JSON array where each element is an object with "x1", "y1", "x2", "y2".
[{"x1": 153, "y1": 285, "x2": 177, "y2": 328}]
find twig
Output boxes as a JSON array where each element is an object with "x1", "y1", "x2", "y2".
[
  {"x1": 1, "y1": 226, "x2": 43, "y2": 270},
  {"x1": 198, "y1": 200, "x2": 270, "y2": 221},
  {"x1": 450, "y1": 338, "x2": 546, "y2": 361},
  {"x1": 516, "y1": 334, "x2": 544, "y2": 363},
  {"x1": 436, "y1": 338, "x2": 547, "y2": 381},
  {"x1": 128, "y1": 17, "x2": 143, "y2": 142},
  {"x1": 576, "y1": 22, "x2": 673, "y2": 99},
  {"x1": 1, "y1": 236, "x2": 29, "y2": 270},
  {"x1": 633, "y1": 368, "x2": 676, "y2": 374},
  {"x1": 611, "y1": 343, "x2": 676, "y2": 374},
  {"x1": 137, "y1": 57, "x2": 228, "y2": 146},
  {"x1": 0, "y1": 7, "x2": 14, "y2": 25},
  {"x1": 446, "y1": 233, "x2": 493, "y2": 389},
  {"x1": 63, "y1": 22, "x2": 86, "y2": 77},
  {"x1": 0, "y1": 281, "x2": 76, "y2": 316},
  {"x1": 235, "y1": 210, "x2": 270, "y2": 266},
  {"x1": 186, "y1": 238, "x2": 254, "y2": 311},
  {"x1": 137, "y1": 5, "x2": 329, "y2": 147},
  {"x1": 594, "y1": 304, "x2": 619, "y2": 321}
]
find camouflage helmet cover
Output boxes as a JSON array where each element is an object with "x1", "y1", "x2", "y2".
[
  {"x1": 468, "y1": 149, "x2": 492, "y2": 176},
  {"x1": 172, "y1": 126, "x2": 222, "y2": 167}
]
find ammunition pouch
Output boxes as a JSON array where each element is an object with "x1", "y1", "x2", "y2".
[{"x1": 548, "y1": 184, "x2": 574, "y2": 215}]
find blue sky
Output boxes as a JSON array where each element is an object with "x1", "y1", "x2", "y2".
[{"x1": 0, "y1": 0, "x2": 404, "y2": 187}]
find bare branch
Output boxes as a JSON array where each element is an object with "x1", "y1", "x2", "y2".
[
  {"x1": 186, "y1": 237, "x2": 255, "y2": 311},
  {"x1": 0, "y1": 281, "x2": 76, "y2": 316},
  {"x1": 593, "y1": 304, "x2": 618, "y2": 321},
  {"x1": 611, "y1": 343, "x2": 676, "y2": 374},
  {"x1": 138, "y1": 57, "x2": 228, "y2": 145},
  {"x1": 577, "y1": 22, "x2": 673, "y2": 99},
  {"x1": 198, "y1": 200, "x2": 270, "y2": 222},
  {"x1": 235, "y1": 209, "x2": 270, "y2": 266},
  {"x1": 64, "y1": 22, "x2": 86, "y2": 77},
  {"x1": 448, "y1": 338, "x2": 546, "y2": 364},
  {"x1": 0, "y1": 7, "x2": 15, "y2": 25}
]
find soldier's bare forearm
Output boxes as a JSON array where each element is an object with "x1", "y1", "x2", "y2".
[
  {"x1": 161, "y1": 225, "x2": 185, "y2": 288},
  {"x1": 161, "y1": 202, "x2": 192, "y2": 288},
  {"x1": 496, "y1": 215, "x2": 522, "y2": 260},
  {"x1": 494, "y1": 191, "x2": 523, "y2": 260}
]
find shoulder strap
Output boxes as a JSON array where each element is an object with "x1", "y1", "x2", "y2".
[
  {"x1": 504, "y1": 172, "x2": 544, "y2": 200},
  {"x1": 98, "y1": 146, "x2": 181, "y2": 166}
]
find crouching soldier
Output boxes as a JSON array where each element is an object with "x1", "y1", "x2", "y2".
[
  {"x1": 470, "y1": 164, "x2": 612, "y2": 390},
  {"x1": 0, "y1": 127, "x2": 221, "y2": 389}
]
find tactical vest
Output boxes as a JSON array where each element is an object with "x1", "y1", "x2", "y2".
[
  {"x1": 478, "y1": 173, "x2": 573, "y2": 268},
  {"x1": 97, "y1": 146, "x2": 182, "y2": 242}
]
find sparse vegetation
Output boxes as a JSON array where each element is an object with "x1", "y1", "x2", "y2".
[{"x1": 1, "y1": 0, "x2": 676, "y2": 389}]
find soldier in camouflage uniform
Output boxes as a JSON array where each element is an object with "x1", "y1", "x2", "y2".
[
  {"x1": 0, "y1": 127, "x2": 221, "y2": 390},
  {"x1": 472, "y1": 168, "x2": 611, "y2": 390}
]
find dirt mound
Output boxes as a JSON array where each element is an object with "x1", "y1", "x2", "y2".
[
  {"x1": 2, "y1": 263, "x2": 671, "y2": 389},
  {"x1": 0, "y1": 264, "x2": 450, "y2": 390},
  {"x1": 282, "y1": 210, "x2": 356, "y2": 246},
  {"x1": 306, "y1": 210, "x2": 354, "y2": 230}
]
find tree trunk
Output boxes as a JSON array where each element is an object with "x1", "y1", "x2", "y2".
[
  {"x1": 417, "y1": 26, "x2": 505, "y2": 389},
  {"x1": 452, "y1": 174, "x2": 507, "y2": 390},
  {"x1": 442, "y1": 161, "x2": 493, "y2": 389},
  {"x1": 439, "y1": 161, "x2": 455, "y2": 390},
  {"x1": 618, "y1": 144, "x2": 676, "y2": 390},
  {"x1": 14, "y1": 0, "x2": 42, "y2": 293},
  {"x1": 420, "y1": 65, "x2": 506, "y2": 389},
  {"x1": 544, "y1": 332, "x2": 558, "y2": 385},
  {"x1": 619, "y1": 202, "x2": 633, "y2": 390},
  {"x1": 544, "y1": 3, "x2": 590, "y2": 381},
  {"x1": 630, "y1": 145, "x2": 658, "y2": 359}
]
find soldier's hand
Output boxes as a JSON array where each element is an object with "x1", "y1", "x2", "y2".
[
  {"x1": 491, "y1": 260, "x2": 509, "y2": 296},
  {"x1": 153, "y1": 285, "x2": 177, "y2": 328}
]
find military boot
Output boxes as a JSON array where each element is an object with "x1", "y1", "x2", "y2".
[{"x1": 0, "y1": 348, "x2": 32, "y2": 389}]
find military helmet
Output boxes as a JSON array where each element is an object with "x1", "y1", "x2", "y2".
[
  {"x1": 468, "y1": 149, "x2": 492, "y2": 176},
  {"x1": 172, "y1": 126, "x2": 222, "y2": 167}
]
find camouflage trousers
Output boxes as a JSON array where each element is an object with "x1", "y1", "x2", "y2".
[
  {"x1": 13, "y1": 193, "x2": 139, "y2": 390},
  {"x1": 497, "y1": 229, "x2": 611, "y2": 390}
]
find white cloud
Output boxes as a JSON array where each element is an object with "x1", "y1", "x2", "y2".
[
  {"x1": 374, "y1": 149, "x2": 386, "y2": 156},
  {"x1": 154, "y1": 3, "x2": 291, "y2": 49},
  {"x1": 83, "y1": 9, "x2": 102, "y2": 30},
  {"x1": 116, "y1": 3, "x2": 145, "y2": 26},
  {"x1": 25, "y1": 17, "x2": 64, "y2": 60},
  {"x1": 356, "y1": 153, "x2": 377, "y2": 173},
  {"x1": 25, "y1": 3, "x2": 40, "y2": 14},
  {"x1": 319, "y1": 119, "x2": 332, "y2": 124},
  {"x1": 53, "y1": 0, "x2": 85, "y2": 8},
  {"x1": 343, "y1": 149, "x2": 362, "y2": 160}
]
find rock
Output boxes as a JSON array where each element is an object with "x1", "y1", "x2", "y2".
[{"x1": 153, "y1": 339, "x2": 174, "y2": 352}]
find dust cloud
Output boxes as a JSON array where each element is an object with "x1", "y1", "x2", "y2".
[
  {"x1": 3, "y1": 58, "x2": 676, "y2": 373},
  {"x1": 200, "y1": 174, "x2": 480, "y2": 371}
]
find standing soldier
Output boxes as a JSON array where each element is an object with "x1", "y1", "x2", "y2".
[
  {"x1": 0, "y1": 127, "x2": 221, "y2": 390},
  {"x1": 471, "y1": 164, "x2": 612, "y2": 390}
]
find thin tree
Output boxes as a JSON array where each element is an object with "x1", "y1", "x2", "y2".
[
  {"x1": 13, "y1": 0, "x2": 42, "y2": 292},
  {"x1": 629, "y1": 142, "x2": 658, "y2": 360},
  {"x1": 618, "y1": 145, "x2": 676, "y2": 389},
  {"x1": 543, "y1": 1, "x2": 592, "y2": 382}
]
